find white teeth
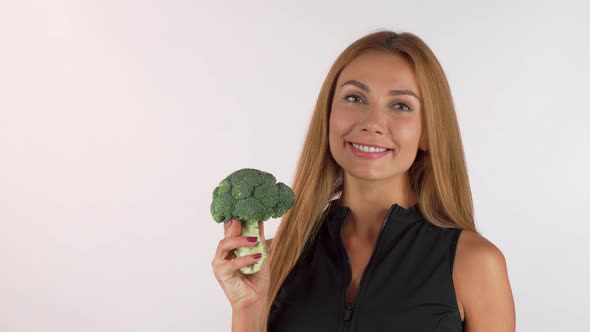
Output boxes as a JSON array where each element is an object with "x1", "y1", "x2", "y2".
[{"x1": 352, "y1": 143, "x2": 388, "y2": 153}]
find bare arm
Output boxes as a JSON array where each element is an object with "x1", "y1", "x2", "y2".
[
  {"x1": 232, "y1": 308, "x2": 264, "y2": 332},
  {"x1": 454, "y1": 230, "x2": 516, "y2": 332},
  {"x1": 231, "y1": 238, "x2": 273, "y2": 332},
  {"x1": 212, "y1": 219, "x2": 271, "y2": 332}
]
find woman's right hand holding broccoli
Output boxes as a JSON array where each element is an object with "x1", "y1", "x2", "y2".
[{"x1": 211, "y1": 218, "x2": 270, "y2": 331}]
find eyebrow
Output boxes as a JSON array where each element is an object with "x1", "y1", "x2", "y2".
[{"x1": 339, "y1": 79, "x2": 422, "y2": 103}]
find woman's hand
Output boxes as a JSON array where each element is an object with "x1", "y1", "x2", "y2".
[{"x1": 211, "y1": 218, "x2": 270, "y2": 312}]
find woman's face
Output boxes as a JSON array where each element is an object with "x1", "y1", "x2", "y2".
[{"x1": 329, "y1": 51, "x2": 426, "y2": 182}]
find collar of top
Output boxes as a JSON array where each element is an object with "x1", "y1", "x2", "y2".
[{"x1": 325, "y1": 201, "x2": 424, "y2": 242}]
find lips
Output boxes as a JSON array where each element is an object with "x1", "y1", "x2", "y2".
[
  {"x1": 346, "y1": 142, "x2": 392, "y2": 159},
  {"x1": 346, "y1": 141, "x2": 392, "y2": 150}
]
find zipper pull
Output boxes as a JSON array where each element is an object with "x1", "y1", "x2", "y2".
[{"x1": 343, "y1": 304, "x2": 353, "y2": 321}]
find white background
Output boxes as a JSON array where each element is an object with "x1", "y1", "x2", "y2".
[{"x1": 1, "y1": 0, "x2": 589, "y2": 331}]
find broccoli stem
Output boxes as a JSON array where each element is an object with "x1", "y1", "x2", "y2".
[{"x1": 234, "y1": 220, "x2": 267, "y2": 274}]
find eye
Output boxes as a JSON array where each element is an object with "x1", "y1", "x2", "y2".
[
  {"x1": 343, "y1": 94, "x2": 364, "y2": 103},
  {"x1": 392, "y1": 102, "x2": 412, "y2": 112}
]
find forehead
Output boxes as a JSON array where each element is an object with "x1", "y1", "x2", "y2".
[{"x1": 337, "y1": 51, "x2": 418, "y2": 93}]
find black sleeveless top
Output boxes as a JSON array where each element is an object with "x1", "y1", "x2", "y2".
[{"x1": 268, "y1": 202, "x2": 464, "y2": 332}]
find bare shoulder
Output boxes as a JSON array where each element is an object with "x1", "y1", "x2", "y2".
[
  {"x1": 455, "y1": 230, "x2": 505, "y2": 266},
  {"x1": 454, "y1": 230, "x2": 515, "y2": 331},
  {"x1": 267, "y1": 238, "x2": 273, "y2": 248}
]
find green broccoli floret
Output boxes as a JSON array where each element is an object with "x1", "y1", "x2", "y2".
[{"x1": 210, "y1": 168, "x2": 296, "y2": 274}]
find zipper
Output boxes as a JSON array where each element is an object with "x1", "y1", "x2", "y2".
[{"x1": 339, "y1": 205, "x2": 396, "y2": 332}]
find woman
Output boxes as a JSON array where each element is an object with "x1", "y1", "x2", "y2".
[{"x1": 212, "y1": 30, "x2": 515, "y2": 332}]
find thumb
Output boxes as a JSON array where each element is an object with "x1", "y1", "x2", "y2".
[{"x1": 259, "y1": 220, "x2": 268, "y2": 249}]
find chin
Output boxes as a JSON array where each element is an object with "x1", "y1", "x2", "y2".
[{"x1": 343, "y1": 168, "x2": 396, "y2": 181}]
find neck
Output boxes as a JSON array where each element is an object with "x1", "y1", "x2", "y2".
[{"x1": 337, "y1": 171, "x2": 417, "y2": 242}]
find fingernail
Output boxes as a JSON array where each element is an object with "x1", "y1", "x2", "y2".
[
  {"x1": 247, "y1": 237, "x2": 258, "y2": 243},
  {"x1": 252, "y1": 253, "x2": 262, "y2": 259}
]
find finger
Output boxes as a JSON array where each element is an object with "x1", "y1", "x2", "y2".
[
  {"x1": 224, "y1": 218, "x2": 243, "y2": 239},
  {"x1": 223, "y1": 219, "x2": 232, "y2": 233},
  {"x1": 223, "y1": 218, "x2": 236, "y2": 234},
  {"x1": 213, "y1": 236, "x2": 259, "y2": 264},
  {"x1": 214, "y1": 253, "x2": 264, "y2": 282}
]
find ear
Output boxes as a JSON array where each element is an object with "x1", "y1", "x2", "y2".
[{"x1": 419, "y1": 134, "x2": 429, "y2": 152}]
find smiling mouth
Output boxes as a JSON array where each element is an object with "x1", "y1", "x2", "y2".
[
  {"x1": 345, "y1": 140, "x2": 394, "y2": 152},
  {"x1": 350, "y1": 143, "x2": 389, "y2": 153},
  {"x1": 346, "y1": 142, "x2": 393, "y2": 158}
]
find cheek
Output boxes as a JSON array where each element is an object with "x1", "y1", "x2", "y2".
[
  {"x1": 392, "y1": 118, "x2": 422, "y2": 147},
  {"x1": 329, "y1": 107, "x2": 351, "y2": 153},
  {"x1": 329, "y1": 108, "x2": 344, "y2": 138},
  {"x1": 330, "y1": 106, "x2": 355, "y2": 132}
]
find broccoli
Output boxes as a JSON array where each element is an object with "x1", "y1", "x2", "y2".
[{"x1": 210, "y1": 168, "x2": 296, "y2": 274}]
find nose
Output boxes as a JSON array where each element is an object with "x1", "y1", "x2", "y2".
[{"x1": 360, "y1": 107, "x2": 386, "y2": 135}]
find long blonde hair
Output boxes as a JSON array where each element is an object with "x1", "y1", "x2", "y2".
[{"x1": 264, "y1": 29, "x2": 476, "y2": 329}]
